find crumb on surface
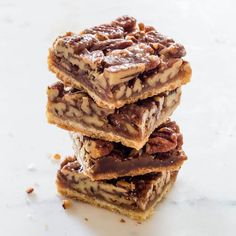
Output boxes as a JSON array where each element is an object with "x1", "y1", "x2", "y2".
[
  {"x1": 62, "y1": 199, "x2": 72, "y2": 209},
  {"x1": 53, "y1": 153, "x2": 61, "y2": 160},
  {"x1": 26, "y1": 187, "x2": 34, "y2": 194},
  {"x1": 27, "y1": 163, "x2": 36, "y2": 171},
  {"x1": 137, "y1": 221, "x2": 142, "y2": 224},
  {"x1": 120, "y1": 218, "x2": 126, "y2": 223},
  {"x1": 84, "y1": 217, "x2": 88, "y2": 221},
  {"x1": 44, "y1": 224, "x2": 49, "y2": 231}
]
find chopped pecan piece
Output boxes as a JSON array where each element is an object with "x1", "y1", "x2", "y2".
[
  {"x1": 47, "y1": 83, "x2": 64, "y2": 102},
  {"x1": 26, "y1": 187, "x2": 34, "y2": 194},
  {"x1": 90, "y1": 39, "x2": 133, "y2": 52},
  {"x1": 53, "y1": 153, "x2": 61, "y2": 160},
  {"x1": 159, "y1": 43, "x2": 186, "y2": 58},
  {"x1": 79, "y1": 49, "x2": 104, "y2": 69},
  {"x1": 60, "y1": 156, "x2": 77, "y2": 169},
  {"x1": 111, "y1": 15, "x2": 137, "y2": 32},
  {"x1": 126, "y1": 30, "x2": 185, "y2": 57},
  {"x1": 54, "y1": 33, "x2": 98, "y2": 55},
  {"x1": 104, "y1": 43, "x2": 159, "y2": 69},
  {"x1": 84, "y1": 139, "x2": 114, "y2": 159},
  {"x1": 108, "y1": 103, "x2": 145, "y2": 132},
  {"x1": 62, "y1": 199, "x2": 72, "y2": 209},
  {"x1": 103, "y1": 43, "x2": 160, "y2": 85},
  {"x1": 82, "y1": 24, "x2": 124, "y2": 40}
]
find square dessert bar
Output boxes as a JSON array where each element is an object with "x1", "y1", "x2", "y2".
[
  {"x1": 72, "y1": 120, "x2": 186, "y2": 180},
  {"x1": 48, "y1": 16, "x2": 191, "y2": 109},
  {"x1": 47, "y1": 82, "x2": 181, "y2": 149},
  {"x1": 57, "y1": 156, "x2": 178, "y2": 221}
]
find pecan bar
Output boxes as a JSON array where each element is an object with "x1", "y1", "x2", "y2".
[
  {"x1": 57, "y1": 156, "x2": 179, "y2": 221},
  {"x1": 48, "y1": 16, "x2": 191, "y2": 109},
  {"x1": 47, "y1": 82, "x2": 181, "y2": 149},
  {"x1": 72, "y1": 120, "x2": 186, "y2": 180}
]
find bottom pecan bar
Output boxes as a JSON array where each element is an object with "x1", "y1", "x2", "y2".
[
  {"x1": 57, "y1": 156, "x2": 178, "y2": 221},
  {"x1": 71, "y1": 119, "x2": 186, "y2": 180}
]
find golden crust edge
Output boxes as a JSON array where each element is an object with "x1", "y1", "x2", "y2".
[
  {"x1": 56, "y1": 173, "x2": 177, "y2": 221},
  {"x1": 48, "y1": 51, "x2": 191, "y2": 110}
]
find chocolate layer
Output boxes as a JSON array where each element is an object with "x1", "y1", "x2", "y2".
[{"x1": 72, "y1": 120, "x2": 187, "y2": 180}]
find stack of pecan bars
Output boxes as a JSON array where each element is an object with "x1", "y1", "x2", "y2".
[{"x1": 46, "y1": 16, "x2": 191, "y2": 221}]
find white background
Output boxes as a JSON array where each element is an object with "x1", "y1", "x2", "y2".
[{"x1": 0, "y1": 0, "x2": 236, "y2": 235}]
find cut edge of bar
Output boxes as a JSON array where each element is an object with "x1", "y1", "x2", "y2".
[
  {"x1": 56, "y1": 172, "x2": 177, "y2": 221},
  {"x1": 48, "y1": 51, "x2": 191, "y2": 109},
  {"x1": 47, "y1": 100, "x2": 179, "y2": 150}
]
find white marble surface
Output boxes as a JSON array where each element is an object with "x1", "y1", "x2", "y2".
[{"x1": 0, "y1": 0, "x2": 236, "y2": 235}]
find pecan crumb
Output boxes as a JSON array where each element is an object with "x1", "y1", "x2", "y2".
[
  {"x1": 26, "y1": 187, "x2": 34, "y2": 194},
  {"x1": 138, "y1": 22, "x2": 145, "y2": 31},
  {"x1": 53, "y1": 153, "x2": 61, "y2": 160},
  {"x1": 84, "y1": 217, "x2": 88, "y2": 221},
  {"x1": 120, "y1": 218, "x2": 126, "y2": 223},
  {"x1": 62, "y1": 199, "x2": 72, "y2": 209}
]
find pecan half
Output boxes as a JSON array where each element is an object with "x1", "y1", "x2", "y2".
[
  {"x1": 82, "y1": 24, "x2": 124, "y2": 40},
  {"x1": 84, "y1": 139, "x2": 114, "y2": 159},
  {"x1": 111, "y1": 16, "x2": 137, "y2": 33},
  {"x1": 146, "y1": 135, "x2": 177, "y2": 154},
  {"x1": 146, "y1": 120, "x2": 182, "y2": 154},
  {"x1": 159, "y1": 43, "x2": 186, "y2": 58},
  {"x1": 54, "y1": 33, "x2": 98, "y2": 55}
]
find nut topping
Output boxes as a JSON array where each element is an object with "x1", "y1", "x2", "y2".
[
  {"x1": 111, "y1": 16, "x2": 137, "y2": 33},
  {"x1": 84, "y1": 139, "x2": 114, "y2": 159},
  {"x1": 159, "y1": 43, "x2": 186, "y2": 58},
  {"x1": 103, "y1": 43, "x2": 160, "y2": 85},
  {"x1": 90, "y1": 39, "x2": 133, "y2": 52},
  {"x1": 146, "y1": 136, "x2": 177, "y2": 154},
  {"x1": 79, "y1": 49, "x2": 104, "y2": 69},
  {"x1": 54, "y1": 33, "x2": 98, "y2": 55},
  {"x1": 82, "y1": 24, "x2": 124, "y2": 40},
  {"x1": 50, "y1": 16, "x2": 188, "y2": 108},
  {"x1": 146, "y1": 120, "x2": 182, "y2": 154}
]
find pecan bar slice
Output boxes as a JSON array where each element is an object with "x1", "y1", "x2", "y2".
[
  {"x1": 57, "y1": 156, "x2": 179, "y2": 221},
  {"x1": 48, "y1": 16, "x2": 191, "y2": 109},
  {"x1": 47, "y1": 82, "x2": 181, "y2": 149},
  {"x1": 72, "y1": 120, "x2": 187, "y2": 180}
]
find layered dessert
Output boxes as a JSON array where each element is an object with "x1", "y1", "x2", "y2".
[
  {"x1": 47, "y1": 82, "x2": 181, "y2": 149},
  {"x1": 48, "y1": 16, "x2": 191, "y2": 109},
  {"x1": 47, "y1": 15, "x2": 191, "y2": 221},
  {"x1": 71, "y1": 120, "x2": 186, "y2": 180},
  {"x1": 57, "y1": 156, "x2": 179, "y2": 221}
]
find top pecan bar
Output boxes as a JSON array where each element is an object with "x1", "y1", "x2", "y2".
[{"x1": 48, "y1": 16, "x2": 191, "y2": 109}]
